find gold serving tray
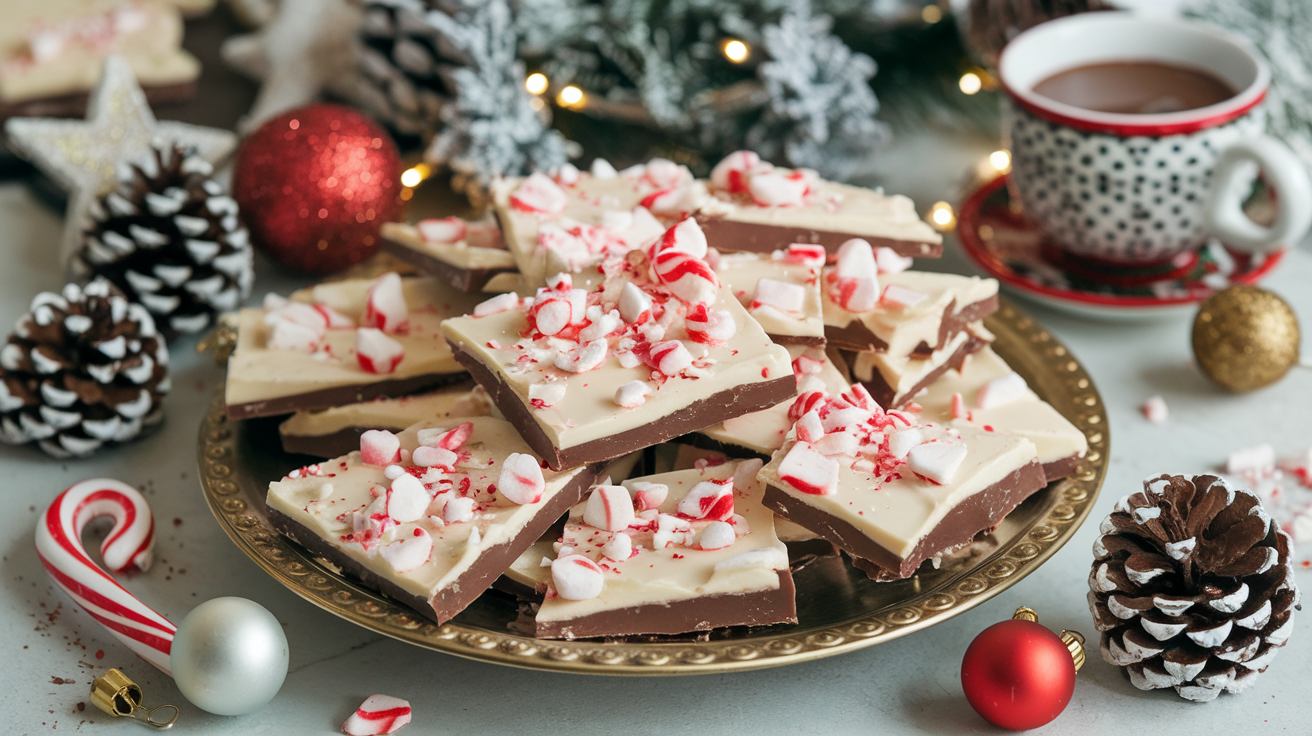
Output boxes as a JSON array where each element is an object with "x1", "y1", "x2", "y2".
[{"x1": 197, "y1": 298, "x2": 1108, "y2": 675}]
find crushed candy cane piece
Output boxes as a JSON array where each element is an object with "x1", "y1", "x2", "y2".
[
  {"x1": 829, "y1": 239, "x2": 879, "y2": 313},
  {"x1": 650, "y1": 340, "x2": 693, "y2": 375},
  {"x1": 677, "y1": 479, "x2": 735, "y2": 521},
  {"x1": 614, "y1": 380, "x2": 651, "y2": 409},
  {"x1": 629, "y1": 481, "x2": 669, "y2": 512},
  {"x1": 356, "y1": 328, "x2": 404, "y2": 374},
  {"x1": 498, "y1": 452, "x2": 546, "y2": 504},
  {"x1": 748, "y1": 171, "x2": 806, "y2": 207},
  {"x1": 362, "y1": 273, "x2": 409, "y2": 335},
  {"x1": 529, "y1": 381, "x2": 567, "y2": 409},
  {"x1": 685, "y1": 303, "x2": 735, "y2": 345},
  {"x1": 443, "y1": 496, "x2": 475, "y2": 523},
  {"x1": 473, "y1": 293, "x2": 519, "y2": 317},
  {"x1": 881, "y1": 284, "x2": 928, "y2": 309},
  {"x1": 552, "y1": 554, "x2": 604, "y2": 599},
  {"x1": 342, "y1": 694, "x2": 412, "y2": 736},
  {"x1": 710, "y1": 150, "x2": 769, "y2": 193},
  {"x1": 360, "y1": 430, "x2": 401, "y2": 466},
  {"x1": 584, "y1": 485, "x2": 636, "y2": 531},
  {"x1": 1142, "y1": 395, "x2": 1168, "y2": 423},
  {"x1": 751, "y1": 278, "x2": 806, "y2": 317},
  {"x1": 908, "y1": 441, "x2": 967, "y2": 485},
  {"x1": 874, "y1": 247, "x2": 914, "y2": 274},
  {"x1": 698, "y1": 521, "x2": 736, "y2": 550},
  {"x1": 779, "y1": 442, "x2": 840, "y2": 495},
  {"x1": 387, "y1": 475, "x2": 428, "y2": 523},
  {"x1": 379, "y1": 529, "x2": 432, "y2": 573},
  {"x1": 510, "y1": 172, "x2": 567, "y2": 214},
  {"x1": 416, "y1": 217, "x2": 466, "y2": 243},
  {"x1": 618, "y1": 282, "x2": 653, "y2": 323},
  {"x1": 602, "y1": 532, "x2": 632, "y2": 561}
]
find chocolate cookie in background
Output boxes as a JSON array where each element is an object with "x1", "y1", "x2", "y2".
[{"x1": 2, "y1": 1, "x2": 258, "y2": 184}]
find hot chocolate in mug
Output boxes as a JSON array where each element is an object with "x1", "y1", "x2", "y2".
[{"x1": 998, "y1": 12, "x2": 1312, "y2": 266}]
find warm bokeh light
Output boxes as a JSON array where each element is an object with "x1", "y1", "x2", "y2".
[
  {"x1": 557, "y1": 85, "x2": 585, "y2": 107},
  {"x1": 525, "y1": 72, "x2": 548, "y2": 95},
  {"x1": 929, "y1": 201, "x2": 956, "y2": 231},
  {"x1": 922, "y1": 4, "x2": 942, "y2": 23},
  {"x1": 722, "y1": 39, "x2": 750, "y2": 63},
  {"x1": 989, "y1": 150, "x2": 1012, "y2": 171},
  {"x1": 400, "y1": 167, "x2": 424, "y2": 188},
  {"x1": 959, "y1": 72, "x2": 982, "y2": 95}
]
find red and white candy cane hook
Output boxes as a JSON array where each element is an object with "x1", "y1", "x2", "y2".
[{"x1": 34, "y1": 478, "x2": 176, "y2": 673}]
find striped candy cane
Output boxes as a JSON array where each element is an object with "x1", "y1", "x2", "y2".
[{"x1": 35, "y1": 479, "x2": 176, "y2": 674}]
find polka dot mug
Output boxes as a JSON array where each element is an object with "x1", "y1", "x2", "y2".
[{"x1": 999, "y1": 12, "x2": 1312, "y2": 266}]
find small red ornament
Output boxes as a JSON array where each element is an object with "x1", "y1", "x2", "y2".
[
  {"x1": 960, "y1": 607, "x2": 1085, "y2": 731},
  {"x1": 233, "y1": 104, "x2": 404, "y2": 273}
]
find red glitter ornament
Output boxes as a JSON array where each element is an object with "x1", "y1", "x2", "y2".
[
  {"x1": 233, "y1": 104, "x2": 403, "y2": 273},
  {"x1": 960, "y1": 607, "x2": 1085, "y2": 731}
]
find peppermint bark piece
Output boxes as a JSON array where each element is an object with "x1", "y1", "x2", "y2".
[
  {"x1": 491, "y1": 161, "x2": 707, "y2": 289},
  {"x1": 695, "y1": 345, "x2": 851, "y2": 458},
  {"x1": 758, "y1": 385, "x2": 1045, "y2": 580},
  {"x1": 847, "y1": 322, "x2": 992, "y2": 409},
  {"x1": 823, "y1": 269, "x2": 998, "y2": 354},
  {"x1": 266, "y1": 416, "x2": 598, "y2": 624},
  {"x1": 715, "y1": 246, "x2": 825, "y2": 345},
  {"x1": 915, "y1": 347, "x2": 1088, "y2": 480},
  {"x1": 225, "y1": 274, "x2": 482, "y2": 419},
  {"x1": 441, "y1": 220, "x2": 797, "y2": 471},
  {"x1": 278, "y1": 385, "x2": 495, "y2": 458},
  {"x1": 536, "y1": 460, "x2": 796, "y2": 639},
  {"x1": 695, "y1": 151, "x2": 942, "y2": 258},
  {"x1": 379, "y1": 219, "x2": 517, "y2": 293}
]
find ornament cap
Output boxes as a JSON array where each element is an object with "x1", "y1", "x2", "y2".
[
  {"x1": 1061, "y1": 630, "x2": 1087, "y2": 672},
  {"x1": 1010, "y1": 607, "x2": 1085, "y2": 671},
  {"x1": 90, "y1": 668, "x2": 179, "y2": 729}
]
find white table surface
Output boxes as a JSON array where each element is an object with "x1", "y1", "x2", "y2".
[{"x1": 7, "y1": 132, "x2": 1311, "y2": 735}]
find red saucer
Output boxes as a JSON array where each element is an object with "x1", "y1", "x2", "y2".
[{"x1": 957, "y1": 175, "x2": 1284, "y2": 320}]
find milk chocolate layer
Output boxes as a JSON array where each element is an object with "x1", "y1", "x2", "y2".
[
  {"x1": 763, "y1": 459, "x2": 1046, "y2": 579},
  {"x1": 225, "y1": 371, "x2": 470, "y2": 420},
  {"x1": 380, "y1": 236, "x2": 517, "y2": 293},
  {"x1": 695, "y1": 216, "x2": 942, "y2": 259},
  {"x1": 279, "y1": 426, "x2": 375, "y2": 459},
  {"x1": 450, "y1": 340, "x2": 798, "y2": 471},
  {"x1": 1041, "y1": 454, "x2": 1081, "y2": 483},
  {"x1": 826, "y1": 294, "x2": 1000, "y2": 354},
  {"x1": 534, "y1": 570, "x2": 797, "y2": 640},
  {"x1": 0, "y1": 81, "x2": 196, "y2": 122},
  {"x1": 267, "y1": 463, "x2": 597, "y2": 624},
  {"x1": 768, "y1": 333, "x2": 827, "y2": 348},
  {"x1": 845, "y1": 331, "x2": 987, "y2": 410}
]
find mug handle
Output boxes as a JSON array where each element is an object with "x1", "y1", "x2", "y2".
[{"x1": 1204, "y1": 136, "x2": 1312, "y2": 253}]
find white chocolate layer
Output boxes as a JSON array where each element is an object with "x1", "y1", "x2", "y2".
[
  {"x1": 266, "y1": 417, "x2": 591, "y2": 606},
  {"x1": 716, "y1": 252, "x2": 824, "y2": 342},
  {"x1": 440, "y1": 285, "x2": 794, "y2": 452},
  {"x1": 700, "y1": 169, "x2": 942, "y2": 248},
  {"x1": 698, "y1": 345, "x2": 851, "y2": 456},
  {"x1": 536, "y1": 462, "x2": 788, "y2": 625},
  {"x1": 760, "y1": 421, "x2": 1037, "y2": 560},
  {"x1": 823, "y1": 270, "x2": 996, "y2": 355},
  {"x1": 381, "y1": 221, "x2": 517, "y2": 272},
  {"x1": 917, "y1": 347, "x2": 1088, "y2": 467},
  {"x1": 225, "y1": 277, "x2": 482, "y2": 409},
  {"x1": 491, "y1": 169, "x2": 708, "y2": 289},
  {"x1": 851, "y1": 322, "x2": 992, "y2": 405},
  {"x1": 279, "y1": 387, "x2": 495, "y2": 439},
  {"x1": 1, "y1": 1, "x2": 200, "y2": 103}
]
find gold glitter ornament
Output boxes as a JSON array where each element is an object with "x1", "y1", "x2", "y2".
[{"x1": 1192, "y1": 285, "x2": 1300, "y2": 392}]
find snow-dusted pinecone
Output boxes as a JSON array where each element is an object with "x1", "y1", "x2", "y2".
[
  {"x1": 0, "y1": 279, "x2": 170, "y2": 458},
  {"x1": 350, "y1": 0, "x2": 449, "y2": 138},
  {"x1": 1089, "y1": 473, "x2": 1299, "y2": 702},
  {"x1": 74, "y1": 143, "x2": 254, "y2": 339}
]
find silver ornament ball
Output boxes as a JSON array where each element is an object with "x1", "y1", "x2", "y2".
[{"x1": 170, "y1": 597, "x2": 288, "y2": 716}]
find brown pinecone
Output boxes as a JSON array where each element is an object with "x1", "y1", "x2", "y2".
[
  {"x1": 0, "y1": 279, "x2": 170, "y2": 458},
  {"x1": 74, "y1": 143, "x2": 254, "y2": 340},
  {"x1": 348, "y1": 0, "x2": 449, "y2": 139},
  {"x1": 1089, "y1": 473, "x2": 1299, "y2": 702}
]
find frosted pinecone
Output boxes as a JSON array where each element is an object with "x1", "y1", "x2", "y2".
[
  {"x1": 0, "y1": 279, "x2": 170, "y2": 458},
  {"x1": 1089, "y1": 473, "x2": 1299, "y2": 702},
  {"x1": 74, "y1": 143, "x2": 254, "y2": 339}
]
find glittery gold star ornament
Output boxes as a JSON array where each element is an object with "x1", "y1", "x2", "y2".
[{"x1": 3, "y1": 56, "x2": 238, "y2": 266}]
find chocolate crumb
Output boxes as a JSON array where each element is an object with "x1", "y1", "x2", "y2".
[{"x1": 50, "y1": 677, "x2": 73, "y2": 685}]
